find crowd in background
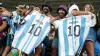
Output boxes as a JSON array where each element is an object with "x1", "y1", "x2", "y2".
[{"x1": 0, "y1": 1, "x2": 100, "y2": 56}]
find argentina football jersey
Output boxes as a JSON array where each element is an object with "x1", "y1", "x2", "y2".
[
  {"x1": 12, "y1": 10, "x2": 50, "y2": 54},
  {"x1": 58, "y1": 15, "x2": 91, "y2": 56}
]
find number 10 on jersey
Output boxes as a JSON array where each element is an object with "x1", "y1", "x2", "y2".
[{"x1": 68, "y1": 25, "x2": 80, "y2": 37}]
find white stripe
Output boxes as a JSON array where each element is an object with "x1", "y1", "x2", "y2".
[
  {"x1": 12, "y1": 11, "x2": 50, "y2": 54},
  {"x1": 18, "y1": 14, "x2": 41, "y2": 50},
  {"x1": 12, "y1": 15, "x2": 32, "y2": 47},
  {"x1": 67, "y1": 17, "x2": 74, "y2": 55},
  {"x1": 58, "y1": 15, "x2": 91, "y2": 56},
  {"x1": 59, "y1": 22, "x2": 66, "y2": 56},
  {"x1": 26, "y1": 23, "x2": 50, "y2": 53}
]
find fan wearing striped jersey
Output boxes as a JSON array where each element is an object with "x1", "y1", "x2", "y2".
[
  {"x1": 34, "y1": 3, "x2": 55, "y2": 56},
  {"x1": 52, "y1": 4, "x2": 68, "y2": 56}
]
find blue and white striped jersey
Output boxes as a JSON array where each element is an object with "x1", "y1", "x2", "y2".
[
  {"x1": 12, "y1": 10, "x2": 50, "y2": 54},
  {"x1": 57, "y1": 15, "x2": 91, "y2": 56}
]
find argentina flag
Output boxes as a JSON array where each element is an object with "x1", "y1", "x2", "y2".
[
  {"x1": 12, "y1": 10, "x2": 50, "y2": 54},
  {"x1": 58, "y1": 15, "x2": 92, "y2": 56}
]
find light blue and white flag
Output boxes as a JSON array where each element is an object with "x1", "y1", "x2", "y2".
[
  {"x1": 12, "y1": 10, "x2": 50, "y2": 54},
  {"x1": 58, "y1": 15, "x2": 92, "y2": 56}
]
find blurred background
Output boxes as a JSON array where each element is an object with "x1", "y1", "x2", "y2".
[{"x1": 0, "y1": 0, "x2": 100, "y2": 16}]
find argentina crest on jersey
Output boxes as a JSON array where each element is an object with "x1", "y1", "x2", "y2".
[
  {"x1": 12, "y1": 10, "x2": 50, "y2": 54},
  {"x1": 58, "y1": 15, "x2": 91, "y2": 56}
]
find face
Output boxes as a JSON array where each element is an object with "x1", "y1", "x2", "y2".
[
  {"x1": 34, "y1": 7, "x2": 40, "y2": 12},
  {"x1": 85, "y1": 5, "x2": 91, "y2": 12},
  {"x1": 43, "y1": 7, "x2": 49, "y2": 14},
  {"x1": 58, "y1": 9, "x2": 66, "y2": 19},
  {"x1": 0, "y1": 7, "x2": 7, "y2": 15},
  {"x1": 0, "y1": 7, "x2": 6, "y2": 12},
  {"x1": 20, "y1": 8, "x2": 26, "y2": 16},
  {"x1": 16, "y1": 8, "x2": 21, "y2": 14}
]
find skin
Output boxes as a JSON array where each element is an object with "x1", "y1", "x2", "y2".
[
  {"x1": 0, "y1": 20, "x2": 7, "y2": 32},
  {"x1": 58, "y1": 9, "x2": 67, "y2": 19},
  {"x1": 0, "y1": 7, "x2": 9, "y2": 56},
  {"x1": 80, "y1": 4, "x2": 95, "y2": 56},
  {"x1": 0, "y1": 7, "x2": 12, "y2": 17},
  {"x1": 85, "y1": 5, "x2": 91, "y2": 12},
  {"x1": 34, "y1": 6, "x2": 57, "y2": 56},
  {"x1": 51, "y1": 8, "x2": 67, "y2": 56},
  {"x1": 34, "y1": 6, "x2": 50, "y2": 56},
  {"x1": 72, "y1": 10, "x2": 89, "y2": 16}
]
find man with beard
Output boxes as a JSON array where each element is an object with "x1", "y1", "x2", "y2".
[
  {"x1": 34, "y1": 4, "x2": 54, "y2": 56},
  {"x1": 52, "y1": 4, "x2": 68, "y2": 56}
]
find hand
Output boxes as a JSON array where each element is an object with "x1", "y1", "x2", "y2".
[
  {"x1": 49, "y1": 17, "x2": 56, "y2": 22},
  {"x1": 34, "y1": 7, "x2": 41, "y2": 13},
  {"x1": 86, "y1": 11, "x2": 92, "y2": 15},
  {"x1": 48, "y1": 35, "x2": 54, "y2": 40}
]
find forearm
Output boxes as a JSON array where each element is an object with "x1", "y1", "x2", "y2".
[
  {"x1": 2, "y1": 46, "x2": 11, "y2": 56},
  {"x1": 72, "y1": 10, "x2": 89, "y2": 16}
]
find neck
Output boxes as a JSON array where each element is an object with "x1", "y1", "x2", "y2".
[
  {"x1": 59, "y1": 16, "x2": 66, "y2": 19},
  {"x1": 25, "y1": 10, "x2": 30, "y2": 16}
]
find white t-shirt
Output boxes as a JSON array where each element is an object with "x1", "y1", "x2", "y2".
[
  {"x1": 67, "y1": 4, "x2": 79, "y2": 17},
  {"x1": 90, "y1": 13, "x2": 96, "y2": 27},
  {"x1": 67, "y1": 4, "x2": 96, "y2": 27},
  {"x1": 53, "y1": 19, "x2": 66, "y2": 29}
]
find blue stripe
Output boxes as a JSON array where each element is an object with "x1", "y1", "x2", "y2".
[
  {"x1": 11, "y1": 20, "x2": 16, "y2": 34},
  {"x1": 63, "y1": 20, "x2": 69, "y2": 56},
  {"x1": 29, "y1": 22, "x2": 50, "y2": 53},
  {"x1": 15, "y1": 15, "x2": 36, "y2": 48},
  {"x1": 72, "y1": 16, "x2": 75, "y2": 53},
  {"x1": 77, "y1": 17, "x2": 86, "y2": 54},
  {"x1": 58, "y1": 24, "x2": 61, "y2": 56},
  {"x1": 22, "y1": 15, "x2": 45, "y2": 51},
  {"x1": 8, "y1": 20, "x2": 16, "y2": 34}
]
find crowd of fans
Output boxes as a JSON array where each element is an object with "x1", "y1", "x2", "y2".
[{"x1": 0, "y1": 2, "x2": 100, "y2": 56}]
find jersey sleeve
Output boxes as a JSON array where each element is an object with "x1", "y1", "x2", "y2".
[{"x1": 52, "y1": 20, "x2": 60, "y2": 29}]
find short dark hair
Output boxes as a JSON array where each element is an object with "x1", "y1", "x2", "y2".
[{"x1": 42, "y1": 5, "x2": 52, "y2": 12}]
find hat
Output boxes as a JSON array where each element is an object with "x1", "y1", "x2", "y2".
[
  {"x1": 57, "y1": 4, "x2": 68, "y2": 15},
  {"x1": 42, "y1": 5, "x2": 52, "y2": 12},
  {"x1": 0, "y1": 3, "x2": 7, "y2": 8},
  {"x1": 42, "y1": 1, "x2": 52, "y2": 12},
  {"x1": 16, "y1": 5, "x2": 29, "y2": 10}
]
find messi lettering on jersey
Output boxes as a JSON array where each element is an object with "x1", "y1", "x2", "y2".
[
  {"x1": 58, "y1": 15, "x2": 91, "y2": 56},
  {"x1": 12, "y1": 10, "x2": 50, "y2": 54}
]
